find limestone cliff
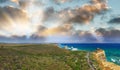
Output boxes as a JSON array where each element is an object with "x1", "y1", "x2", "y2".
[{"x1": 93, "y1": 48, "x2": 120, "y2": 70}]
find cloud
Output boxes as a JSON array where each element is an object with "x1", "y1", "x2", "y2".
[
  {"x1": 67, "y1": 0, "x2": 108, "y2": 24},
  {"x1": 2, "y1": 6, "x2": 28, "y2": 20},
  {"x1": 36, "y1": 24, "x2": 73, "y2": 36},
  {"x1": 72, "y1": 31, "x2": 98, "y2": 43},
  {"x1": 0, "y1": 0, "x2": 44, "y2": 9},
  {"x1": 0, "y1": 34, "x2": 46, "y2": 43},
  {"x1": 108, "y1": 17, "x2": 120, "y2": 24},
  {"x1": 96, "y1": 28, "x2": 120, "y2": 37},
  {"x1": 0, "y1": 6, "x2": 28, "y2": 28},
  {"x1": 18, "y1": 0, "x2": 30, "y2": 9},
  {"x1": 18, "y1": 0, "x2": 44, "y2": 9},
  {"x1": 95, "y1": 28, "x2": 120, "y2": 42},
  {"x1": 42, "y1": 7, "x2": 55, "y2": 22},
  {"x1": 0, "y1": 27, "x2": 120, "y2": 43},
  {"x1": 0, "y1": 0, "x2": 8, "y2": 3},
  {"x1": 0, "y1": 6, "x2": 36, "y2": 37},
  {"x1": 31, "y1": 30, "x2": 99, "y2": 43},
  {"x1": 43, "y1": 0, "x2": 109, "y2": 24},
  {"x1": 0, "y1": 0, "x2": 44, "y2": 37},
  {"x1": 53, "y1": 0, "x2": 72, "y2": 4},
  {"x1": 0, "y1": 0, "x2": 19, "y2": 8},
  {"x1": 0, "y1": 0, "x2": 117, "y2": 43}
]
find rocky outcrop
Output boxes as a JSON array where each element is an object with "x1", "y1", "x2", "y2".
[{"x1": 93, "y1": 48, "x2": 120, "y2": 70}]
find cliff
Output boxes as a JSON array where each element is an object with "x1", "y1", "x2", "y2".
[{"x1": 93, "y1": 48, "x2": 120, "y2": 70}]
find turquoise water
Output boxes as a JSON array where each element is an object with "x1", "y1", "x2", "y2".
[{"x1": 59, "y1": 43, "x2": 120, "y2": 65}]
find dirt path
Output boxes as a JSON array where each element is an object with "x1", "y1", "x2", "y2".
[{"x1": 86, "y1": 52, "x2": 96, "y2": 70}]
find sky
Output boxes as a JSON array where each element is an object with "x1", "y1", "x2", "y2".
[{"x1": 0, "y1": 0, "x2": 120, "y2": 43}]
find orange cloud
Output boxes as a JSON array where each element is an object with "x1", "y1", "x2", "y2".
[{"x1": 36, "y1": 24, "x2": 73, "y2": 36}]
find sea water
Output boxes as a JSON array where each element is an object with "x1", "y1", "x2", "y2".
[{"x1": 59, "y1": 43, "x2": 120, "y2": 65}]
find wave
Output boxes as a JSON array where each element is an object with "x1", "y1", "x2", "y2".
[{"x1": 110, "y1": 58, "x2": 120, "y2": 65}]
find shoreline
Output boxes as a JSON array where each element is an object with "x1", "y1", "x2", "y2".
[
  {"x1": 93, "y1": 49, "x2": 120, "y2": 70},
  {"x1": 58, "y1": 44, "x2": 120, "y2": 65}
]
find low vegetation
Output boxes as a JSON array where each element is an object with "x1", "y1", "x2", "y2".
[{"x1": 0, "y1": 44, "x2": 101, "y2": 70}]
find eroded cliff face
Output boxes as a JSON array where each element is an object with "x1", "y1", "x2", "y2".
[{"x1": 93, "y1": 48, "x2": 120, "y2": 70}]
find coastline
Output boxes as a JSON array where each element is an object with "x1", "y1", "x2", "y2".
[
  {"x1": 60, "y1": 44, "x2": 120, "y2": 70},
  {"x1": 93, "y1": 49, "x2": 120, "y2": 70},
  {"x1": 59, "y1": 43, "x2": 120, "y2": 66}
]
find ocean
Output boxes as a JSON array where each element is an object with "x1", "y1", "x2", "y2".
[{"x1": 59, "y1": 43, "x2": 120, "y2": 65}]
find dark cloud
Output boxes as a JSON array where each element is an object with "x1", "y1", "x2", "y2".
[
  {"x1": 18, "y1": 0, "x2": 44, "y2": 9},
  {"x1": 35, "y1": 26, "x2": 47, "y2": 35},
  {"x1": 0, "y1": 35, "x2": 46, "y2": 43},
  {"x1": 75, "y1": 31, "x2": 98, "y2": 43},
  {"x1": 12, "y1": 35, "x2": 45, "y2": 41},
  {"x1": 18, "y1": 0, "x2": 30, "y2": 9},
  {"x1": 43, "y1": 0, "x2": 109, "y2": 24},
  {"x1": 67, "y1": 0, "x2": 108, "y2": 24},
  {"x1": 96, "y1": 28, "x2": 120, "y2": 37},
  {"x1": 0, "y1": 6, "x2": 28, "y2": 28},
  {"x1": 43, "y1": 7, "x2": 55, "y2": 21},
  {"x1": 68, "y1": 8, "x2": 94, "y2": 24},
  {"x1": 0, "y1": 7, "x2": 10, "y2": 27},
  {"x1": 108, "y1": 17, "x2": 120, "y2": 24},
  {"x1": 0, "y1": 6, "x2": 28, "y2": 20},
  {"x1": 96, "y1": 28, "x2": 120, "y2": 42},
  {"x1": 3, "y1": 6, "x2": 28, "y2": 20},
  {"x1": 0, "y1": 0, "x2": 8, "y2": 3},
  {"x1": 0, "y1": 28, "x2": 120, "y2": 43}
]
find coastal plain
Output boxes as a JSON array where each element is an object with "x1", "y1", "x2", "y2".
[{"x1": 0, "y1": 44, "x2": 120, "y2": 70}]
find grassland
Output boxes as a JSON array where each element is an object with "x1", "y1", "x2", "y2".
[{"x1": 0, "y1": 44, "x2": 101, "y2": 70}]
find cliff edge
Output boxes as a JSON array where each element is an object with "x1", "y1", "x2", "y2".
[{"x1": 93, "y1": 48, "x2": 120, "y2": 70}]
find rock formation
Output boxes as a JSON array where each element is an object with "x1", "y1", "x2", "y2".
[{"x1": 93, "y1": 48, "x2": 120, "y2": 70}]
